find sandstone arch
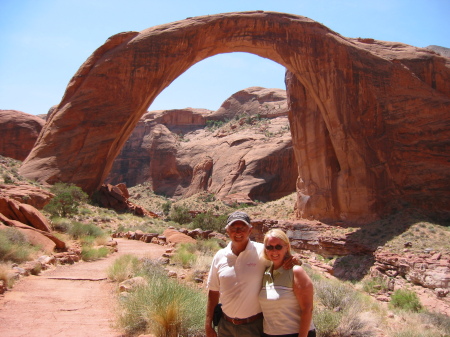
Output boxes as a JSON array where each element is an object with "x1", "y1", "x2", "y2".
[{"x1": 19, "y1": 11, "x2": 450, "y2": 223}]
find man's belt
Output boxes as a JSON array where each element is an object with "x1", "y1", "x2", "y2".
[{"x1": 222, "y1": 312, "x2": 263, "y2": 325}]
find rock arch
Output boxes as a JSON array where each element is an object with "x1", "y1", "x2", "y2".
[{"x1": 19, "y1": 11, "x2": 450, "y2": 223}]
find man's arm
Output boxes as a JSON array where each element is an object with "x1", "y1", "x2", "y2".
[
  {"x1": 205, "y1": 290, "x2": 220, "y2": 337},
  {"x1": 282, "y1": 252, "x2": 302, "y2": 269}
]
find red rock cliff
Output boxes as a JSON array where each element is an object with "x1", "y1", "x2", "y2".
[{"x1": 18, "y1": 11, "x2": 450, "y2": 223}]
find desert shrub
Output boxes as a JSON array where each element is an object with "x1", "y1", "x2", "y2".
[
  {"x1": 387, "y1": 310, "x2": 450, "y2": 337},
  {"x1": 311, "y1": 269, "x2": 379, "y2": 336},
  {"x1": 392, "y1": 328, "x2": 443, "y2": 337},
  {"x1": 44, "y1": 183, "x2": 88, "y2": 217},
  {"x1": 191, "y1": 211, "x2": 227, "y2": 232},
  {"x1": 0, "y1": 262, "x2": 14, "y2": 288},
  {"x1": 3, "y1": 174, "x2": 14, "y2": 184},
  {"x1": 172, "y1": 243, "x2": 197, "y2": 268},
  {"x1": 206, "y1": 119, "x2": 226, "y2": 130},
  {"x1": 389, "y1": 289, "x2": 423, "y2": 312},
  {"x1": 117, "y1": 262, "x2": 206, "y2": 336},
  {"x1": 314, "y1": 308, "x2": 341, "y2": 337},
  {"x1": 162, "y1": 201, "x2": 172, "y2": 215},
  {"x1": 81, "y1": 246, "x2": 109, "y2": 261},
  {"x1": 79, "y1": 207, "x2": 93, "y2": 216},
  {"x1": 419, "y1": 311, "x2": 450, "y2": 334},
  {"x1": 314, "y1": 278, "x2": 359, "y2": 310},
  {"x1": 362, "y1": 276, "x2": 389, "y2": 294},
  {"x1": 0, "y1": 228, "x2": 36, "y2": 263},
  {"x1": 68, "y1": 222, "x2": 104, "y2": 240},
  {"x1": 169, "y1": 205, "x2": 192, "y2": 225},
  {"x1": 108, "y1": 254, "x2": 141, "y2": 282},
  {"x1": 51, "y1": 217, "x2": 73, "y2": 232},
  {"x1": 195, "y1": 238, "x2": 222, "y2": 255}
]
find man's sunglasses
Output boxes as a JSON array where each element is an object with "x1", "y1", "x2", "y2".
[{"x1": 265, "y1": 244, "x2": 284, "y2": 251}]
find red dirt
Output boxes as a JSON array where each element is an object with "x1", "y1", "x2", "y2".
[{"x1": 0, "y1": 238, "x2": 167, "y2": 337}]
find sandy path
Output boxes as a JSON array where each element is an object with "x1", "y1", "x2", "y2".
[{"x1": 0, "y1": 238, "x2": 167, "y2": 337}]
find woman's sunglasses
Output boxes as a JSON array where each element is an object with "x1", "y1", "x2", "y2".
[{"x1": 265, "y1": 244, "x2": 284, "y2": 251}]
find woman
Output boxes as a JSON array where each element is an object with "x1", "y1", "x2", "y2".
[{"x1": 259, "y1": 229, "x2": 315, "y2": 337}]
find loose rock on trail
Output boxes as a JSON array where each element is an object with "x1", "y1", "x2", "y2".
[{"x1": 0, "y1": 238, "x2": 167, "y2": 337}]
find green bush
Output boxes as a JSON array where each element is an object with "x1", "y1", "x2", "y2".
[
  {"x1": 44, "y1": 183, "x2": 88, "y2": 217},
  {"x1": 0, "y1": 262, "x2": 15, "y2": 288},
  {"x1": 195, "y1": 239, "x2": 222, "y2": 255},
  {"x1": 362, "y1": 276, "x2": 389, "y2": 294},
  {"x1": 3, "y1": 174, "x2": 14, "y2": 184},
  {"x1": 191, "y1": 211, "x2": 227, "y2": 233},
  {"x1": 108, "y1": 254, "x2": 141, "y2": 282},
  {"x1": 68, "y1": 222, "x2": 104, "y2": 240},
  {"x1": 81, "y1": 246, "x2": 109, "y2": 261},
  {"x1": 389, "y1": 289, "x2": 423, "y2": 312},
  {"x1": 169, "y1": 205, "x2": 192, "y2": 225},
  {"x1": 117, "y1": 261, "x2": 206, "y2": 336},
  {"x1": 51, "y1": 217, "x2": 73, "y2": 232},
  {"x1": 314, "y1": 308, "x2": 341, "y2": 337},
  {"x1": 206, "y1": 119, "x2": 226, "y2": 130},
  {"x1": 172, "y1": 243, "x2": 197, "y2": 268},
  {"x1": 0, "y1": 228, "x2": 36, "y2": 263},
  {"x1": 309, "y1": 267, "x2": 378, "y2": 336},
  {"x1": 315, "y1": 278, "x2": 358, "y2": 310},
  {"x1": 162, "y1": 201, "x2": 172, "y2": 215}
]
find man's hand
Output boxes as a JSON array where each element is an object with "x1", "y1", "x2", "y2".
[
  {"x1": 282, "y1": 253, "x2": 302, "y2": 269},
  {"x1": 205, "y1": 323, "x2": 218, "y2": 337},
  {"x1": 205, "y1": 290, "x2": 220, "y2": 337}
]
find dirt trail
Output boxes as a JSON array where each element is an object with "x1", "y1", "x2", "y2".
[{"x1": 0, "y1": 238, "x2": 167, "y2": 337}]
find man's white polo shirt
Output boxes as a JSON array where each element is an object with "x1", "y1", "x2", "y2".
[{"x1": 207, "y1": 240, "x2": 267, "y2": 319}]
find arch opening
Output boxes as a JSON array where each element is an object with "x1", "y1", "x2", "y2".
[
  {"x1": 19, "y1": 11, "x2": 450, "y2": 223},
  {"x1": 107, "y1": 51, "x2": 296, "y2": 204}
]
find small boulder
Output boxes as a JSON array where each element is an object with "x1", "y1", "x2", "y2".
[{"x1": 119, "y1": 276, "x2": 147, "y2": 292}]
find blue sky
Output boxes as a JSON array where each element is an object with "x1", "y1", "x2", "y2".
[{"x1": 1, "y1": 0, "x2": 449, "y2": 116}]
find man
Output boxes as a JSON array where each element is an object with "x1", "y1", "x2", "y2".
[{"x1": 205, "y1": 211, "x2": 297, "y2": 337}]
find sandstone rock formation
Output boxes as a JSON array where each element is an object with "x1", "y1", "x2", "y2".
[
  {"x1": 163, "y1": 228, "x2": 196, "y2": 245},
  {"x1": 106, "y1": 87, "x2": 297, "y2": 202},
  {"x1": 0, "y1": 183, "x2": 54, "y2": 209},
  {"x1": 0, "y1": 110, "x2": 45, "y2": 161},
  {"x1": 97, "y1": 183, "x2": 158, "y2": 217},
  {"x1": 0, "y1": 222, "x2": 57, "y2": 253},
  {"x1": 19, "y1": 11, "x2": 450, "y2": 223},
  {"x1": 210, "y1": 86, "x2": 289, "y2": 121},
  {"x1": 0, "y1": 196, "x2": 52, "y2": 232},
  {"x1": 106, "y1": 108, "x2": 210, "y2": 188},
  {"x1": 0, "y1": 207, "x2": 65, "y2": 250},
  {"x1": 426, "y1": 45, "x2": 450, "y2": 58}
]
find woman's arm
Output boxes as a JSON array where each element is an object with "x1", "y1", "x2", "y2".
[{"x1": 293, "y1": 266, "x2": 314, "y2": 337}]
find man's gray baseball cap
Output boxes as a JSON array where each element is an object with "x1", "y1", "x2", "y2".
[{"x1": 225, "y1": 211, "x2": 251, "y2": 229}]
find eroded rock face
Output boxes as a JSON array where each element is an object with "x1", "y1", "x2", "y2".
[
  {"x1": 210, "y1": 87, "x2": 288, "y2": 120},
  {"x1": 19, "y1": 11, "x2": 450, "y2": 223},
  {"x1": 0, "y1": 110, "x2": 45, "y2": 161},
  {"x1": 97, "y1": 183, "x2": 158, "y2": 217},
  {"x1": 0, "y1": 183, "x2": 54, "y2": 209},
  {"x1": 106, "y1": 87, "x2": 296, "y2": 202},
  {"x1": 0, "y1": 196, "x2": 52, "y2": 232},
  {"x1": 0, "y1": 203, "x2": 65, "y2": 250}
]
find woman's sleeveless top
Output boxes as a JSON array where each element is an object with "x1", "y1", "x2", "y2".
[{"x1": 258, "y1": 266, "x2": 300, "y2": 335}]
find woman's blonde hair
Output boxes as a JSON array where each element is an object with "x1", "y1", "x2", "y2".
[{"x1": 262, "y1": 228, "x2": 291, "y2": 260}]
